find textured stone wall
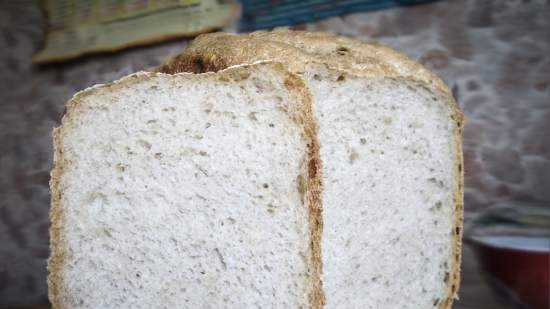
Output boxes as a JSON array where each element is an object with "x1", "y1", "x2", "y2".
[{"x1": 0, "y1": 0, "x2": 548, "y2": 306}]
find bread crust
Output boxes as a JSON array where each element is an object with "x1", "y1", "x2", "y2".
[
  {"x1": 283, "y1": 72, "x2": 325, "y2": 309},
  {"x1": 48, "y1": 127, "x2": 66, "y2": 309},
  {"x1": 49, "y1": 62, "x2": 324, "y2": 309},
  {"x1": 157, "y1": 30, "x2": 464, "y2": 309},
  {"x1": 159, "y1": 29, "x2": 452, "y2": 96}
]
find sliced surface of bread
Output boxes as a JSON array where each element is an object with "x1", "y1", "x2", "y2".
[
  {"x1": 158, "y1": 31, "x2": 464, "y2": 309},
  {"x1": 49, "y1": 63, "x2": 323, "y2": 309}
]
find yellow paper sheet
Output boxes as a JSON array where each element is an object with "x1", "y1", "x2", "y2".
[{"x1": 33, "y1": 0, "x2": 240, "y2": 64}]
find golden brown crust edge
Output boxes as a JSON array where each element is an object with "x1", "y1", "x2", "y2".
[
  {"x1": 441, "y1": 110, "x2": 464, "y2": 309},
  {"x1": 48, "y1": 63, "x2": 324, "y2": 309},
  {"x1": 159, "y1": 30, "x2": 454, "y2": 98},
  {"x1": 248, "y1": 29, "x2": 452, "y2": 93},
  {"x1": 158, "y1": 31, "x2": 464, "y2": 308},
  {"x1": 282, "y1": 72, "x2": 325, "y2": 309},
  {"x1": 49, "y1": 127, "x2": 65, "y2": 309}
]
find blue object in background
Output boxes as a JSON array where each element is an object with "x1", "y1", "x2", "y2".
[{"x1": 239, "y1": 0, "x2": 440, "y2": 31}]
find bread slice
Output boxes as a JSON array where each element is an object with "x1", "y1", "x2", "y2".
[
  {"x1": 159, "y1": 31, "x2": 464, "y2": 309},
  {"x1": 49, "y1": 62, "x2": 324, "y2": 309}
]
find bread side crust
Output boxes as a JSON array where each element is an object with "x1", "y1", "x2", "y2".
[
  {"x1": 49, "y1": 127, "x2": 65, "y2": 309},
  {"x1": 157, "y1": 31, "x2": 463, "y2": 309},
  {"x1": 282, "y1": 71, "x2": 325, "y2": 309},
  {"x1": 49, "y1": 62, "x2": 324, "y2": 309}
]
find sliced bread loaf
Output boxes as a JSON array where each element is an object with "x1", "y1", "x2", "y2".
[
  {"x1": 49, "y1": 63, "x2": 323, "y2": 309},
  {"x1": 159, "y1": 31, "x2": 464, "y2": 309}
]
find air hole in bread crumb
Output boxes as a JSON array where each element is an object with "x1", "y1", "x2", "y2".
[
  {"x1": 336, "y1": 46, "x2": 349, "y2": 55},
  {"x1": 146, "y1": 119, "x2": 157, "y2": 124},
  {"x1": 269, "y1": 123, "x2": 274, "y2": 127},
  {"x1": 433, "y1": 298, "x2": 440, "y2": 306},
  {"x1": 227, "y1": 217, "x2": 236, "y2": 224},
  {"x1": 337, "y1": 75, "x2": 345, "y2": 81},
  {"x1": 263, "y1": 183, "x2": 269, "y2": 188},
  {"x1": 205, "y1": 122, "x2": 211, "y2": 128},
  {"x1": 313, "y1": 74, "x2": 322, "y2": 81},
  {"x1": 455, "y1": 227, "x2": 461, "y2": 235},
  {"x1": 296, "y1": 175, "x2": 305, "y2": 198},
  {"x1": 116, "y1": 163, "x2": 125, "y2": 172},
  {"x1": 443, "y1": 272, "x2": 450, "y2": 283},
  {"x1": 138, "y1": 140, "x2": 152, "y2": 150},
  {"x1": 349, "y1": 150, "x2": 359, "y2": 164},
  {"x1": 360, "y1": 138, "x2": 367, "y2": 145},
  {"x1": 154, "y1": 153, "x2": 162, "y2": 159},
  {"x1": 248, "y1": 112, "x2": 258, "y2": 121}
]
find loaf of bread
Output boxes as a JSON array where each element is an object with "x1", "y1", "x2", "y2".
[
  {"x1": 159, "y1": 30, "x2": 464, "y2": 309},
  {"x1": 49, "y1": 30, "x2": 463, "y2": 309},
  {"x1": 49, "y1": 63, "x2": 323, "y2": 308}
]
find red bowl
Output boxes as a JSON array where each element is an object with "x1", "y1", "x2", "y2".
[{"x1": 469, "y1": 236, "x2": 550, "y2": 309}]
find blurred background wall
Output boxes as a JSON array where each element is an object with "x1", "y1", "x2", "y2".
[{"x1": 0, "y1": 0, "x2": 548, "y2": 307}]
